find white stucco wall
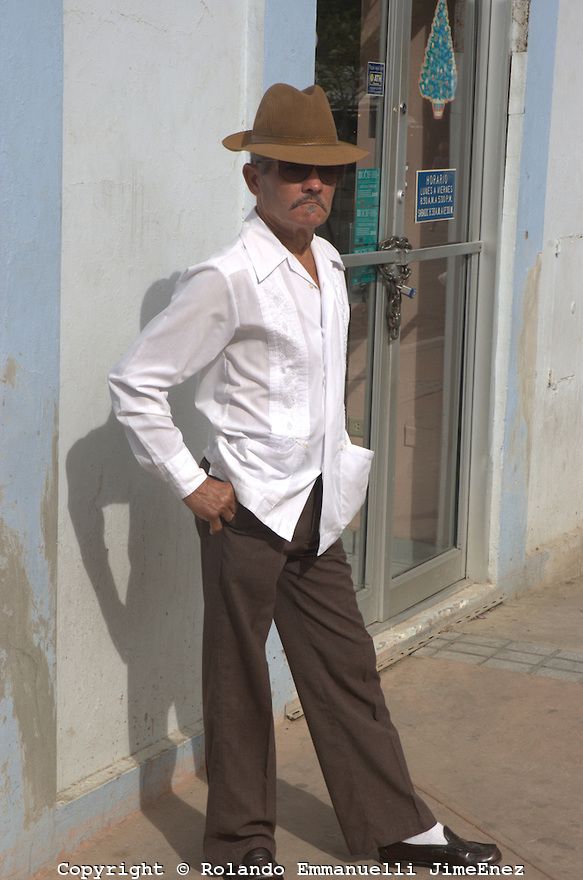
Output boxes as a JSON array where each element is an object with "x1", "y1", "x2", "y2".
[
  {"x1": 526, "y1": 1, "x2": 583, "y2": 551},
  {"x1": 489, "y1": 0, "x2": 583, "y2": 591},
  {"x1": 58, "y1": 0, "x2": 265, "y2": 793},
  {"x1": 485, "y1": 0, "x2": 583, "y2": 590}
]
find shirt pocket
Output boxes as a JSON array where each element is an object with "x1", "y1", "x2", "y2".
[{"x1": 339, "y1": 440, "x2": 374, "y2": 528}]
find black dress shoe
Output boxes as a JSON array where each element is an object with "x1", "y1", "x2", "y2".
[
  {"x1": 241, "y1": 847, "x2": 284, "y2": 874},
  {"x1": 378, "y1": 825, "x2": 501, "y2": 869}
]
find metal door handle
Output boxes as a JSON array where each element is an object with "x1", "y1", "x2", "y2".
[
  {"x1": 377, "y1": 237, "x2": 414, "y2": 339},
  {"x1": 384, "y1": 279, "x2": 402, "y2": 341}
]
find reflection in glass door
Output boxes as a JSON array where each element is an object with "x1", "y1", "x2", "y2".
[
  {"x1": 316, "y1": 0, "x2": 481, "y2": 623},
  {"x1": 384, "y1": 0, "x2": 478, "y2": 616},
  {"x1": 391, "y1": 254, "x2": 465, "y2": 576}
]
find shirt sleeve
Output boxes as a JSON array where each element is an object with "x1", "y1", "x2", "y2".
[{"x1": 108, "y1": 263, "x2": 239, "y2": 498}]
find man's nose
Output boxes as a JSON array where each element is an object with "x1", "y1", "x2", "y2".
[{"x1": 301, "y1": 166, "x2": 324, "y2": 190}]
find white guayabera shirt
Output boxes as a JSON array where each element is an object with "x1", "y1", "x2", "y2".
[{"x1": 109, "y1": 209, "x2": 373, "y2": 555}]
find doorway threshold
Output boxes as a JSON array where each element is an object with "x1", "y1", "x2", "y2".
[{"x1": 284, "y1": 579, "x2": 504, "y2": 721}]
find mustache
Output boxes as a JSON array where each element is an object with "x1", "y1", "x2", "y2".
[{"x1": 290, "y1": 195, "x2": 327, "y2": 211}]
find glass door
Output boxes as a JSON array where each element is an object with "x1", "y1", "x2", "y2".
[{"x1": 316, "y1": 0, "x2": 483, "y2": 623}]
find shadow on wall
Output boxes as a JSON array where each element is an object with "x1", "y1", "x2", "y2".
[{"x1": 66, "y1": 274, "x2": 208, "y2": 864}]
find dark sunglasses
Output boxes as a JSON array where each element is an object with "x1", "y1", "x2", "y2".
[{"x1": 257, "y1": 160, "x2": 345, "y2": 185}]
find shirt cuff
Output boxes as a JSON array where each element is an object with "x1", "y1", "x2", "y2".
[{"x1": 162, "y1": 447, "x2": 208, "y2": 499}]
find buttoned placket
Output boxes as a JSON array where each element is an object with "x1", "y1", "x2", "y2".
[{"x1": 287, "y1": 252, "x2": 326, "y2": 403}]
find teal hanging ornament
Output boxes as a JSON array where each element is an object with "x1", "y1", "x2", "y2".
[{"x1": 419, "y1": 0, "x2": 458, "y2": 120}]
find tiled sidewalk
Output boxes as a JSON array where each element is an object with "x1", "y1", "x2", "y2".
[
  {"x1": 31, "y1": 576, "x2": 583, "y2": 880},
  {"x1": 412, "y1": 629, "x2": 583, "y2": 681}
]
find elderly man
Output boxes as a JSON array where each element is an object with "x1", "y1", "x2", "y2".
[{"x1": 109, "y1": 84, "x2": 500, "y2": 875}]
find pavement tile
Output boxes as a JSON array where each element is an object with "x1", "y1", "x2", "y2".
[
  {"x1": 443, "y1": 640, "x2": 498, "y2": 657},
  {"x1": 482, "y1": 657, "x2": 535, "y2": 673},
  {"x1": 412, "y1": 646, "x2": 438, "y2": 656},
  {"x1": 436, "y1": 649, "x2": 485, "y2": 664},
  {"x1": 535, "y1": 667, "x2": 583, "y2": 683},
  {"x1": 494, "y1": 649, "x2": 544, "y2": 665},
  {"x1": 505, "y1": 640, "x2": 557, "y2": 655},
  {"x1": 556, "y1": 649, "x2": 583, "y2": 663},
  {"x1": 452, "y1": 632, "x2": 511, "y2": 648},
  {"x1": 433, "y1": 630, "x2": 462, "y2": 641},
  {"x1": 543, "y1": 657, "x2": 583, "y2": 673}
]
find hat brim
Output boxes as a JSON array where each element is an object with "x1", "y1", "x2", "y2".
[{"x1": 222, "y1": 130, "x2": 368, "y2": 165}]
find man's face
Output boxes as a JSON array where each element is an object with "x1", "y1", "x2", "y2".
[{"x1": 243, "y1": 160, "x2": 340, "y2": 238}]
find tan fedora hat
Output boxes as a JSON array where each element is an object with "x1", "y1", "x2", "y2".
[{"x1": 222, "y1": 83, "x2": 368, "y2": 165}]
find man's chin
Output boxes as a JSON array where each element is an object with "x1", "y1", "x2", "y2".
[{"x1": 292, "y1": 205, "x2": 329, "y2": 226}]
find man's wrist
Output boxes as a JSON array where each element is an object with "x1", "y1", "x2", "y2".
[{"x1": 182, "y1": 475, "x2": 207, "y2": 503}]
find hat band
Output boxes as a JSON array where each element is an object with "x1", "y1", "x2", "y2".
[{"x1": 250, "y1": 132, "x2": 339, "y2": 146}]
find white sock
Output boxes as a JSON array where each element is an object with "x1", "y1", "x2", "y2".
[{"x1": 403, "y1": 821, "x2": 447, "y2": 846}]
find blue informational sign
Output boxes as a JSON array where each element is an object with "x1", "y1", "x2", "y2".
[
  {"x1": 415, "y1": 168, "x2": 456, "y2": 223},
  {"x1": 367, "y1": 62, "x2": 385, "y2": 96},
  {"x1": 352, "y1": 168, "x2": 380, "y2": 285}
]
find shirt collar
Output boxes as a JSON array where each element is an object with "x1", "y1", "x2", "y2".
[{"x1": 240, "y1": 208, "x2": 345, "y2": 283}]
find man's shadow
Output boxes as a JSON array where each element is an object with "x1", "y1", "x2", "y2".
[
  {"x1": 66, "y1": 273, "x2": 345, "y2": 866},
  {"x1": 67, "y1": 274, "x2": 208, "y2": 864}
]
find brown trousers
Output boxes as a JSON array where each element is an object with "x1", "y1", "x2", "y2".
[{"x1": 196, "y1": 472, "x2": 435, "y2": 865}]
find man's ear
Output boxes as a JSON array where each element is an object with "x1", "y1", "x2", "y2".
[{"x1": 243, "y1": 163, "x2": 261, "y2": 196}]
